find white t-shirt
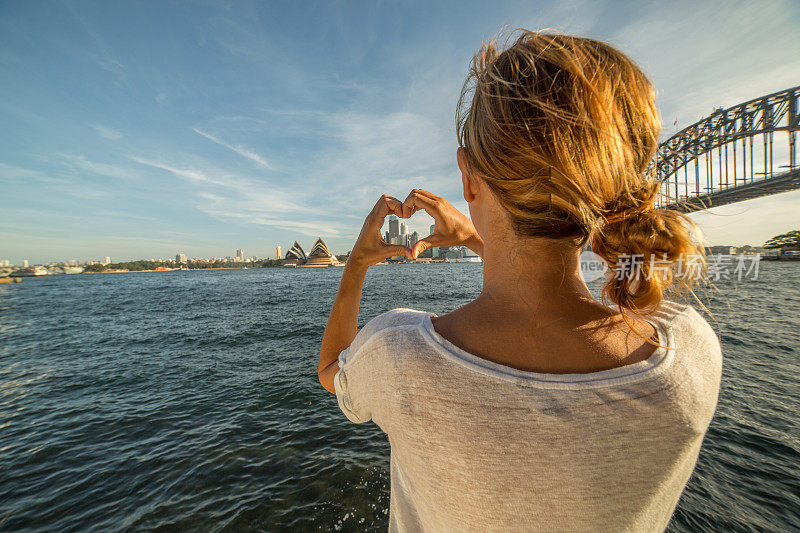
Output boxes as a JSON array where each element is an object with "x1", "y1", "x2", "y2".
[{"x1": 334, "y1": 302, "x2": 722, "y2": 532}]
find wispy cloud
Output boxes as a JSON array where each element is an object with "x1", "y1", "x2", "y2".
[
  {"x1": 58, "y1": 153, "x2": 135, "y2": 179},
  {"x1": 62, "y1": 0, "x2": 125, "y2": 77},
  {"x1": 127, "y1": 153, "x2": 321, "y2": 222},
  {"x1": 91, "y1": 124, "x2": 123, "y2": 140},
  {"x1": 95, "y1": 210, "x2": 155, "y2": 221},
  {"x1": 128, "y1": 156, "x2": 230, "y2": 186},
  {"x1": 0, "y1": 163, "x2": 63, "y2": 184},
  {"x1": 192, "y1": 128, "x2": 272, "y2": 169},
  {"x1": 262, "y1": 106, "x2": 459, "y2": 240},
  {"x1": 200, "y1": 208, "x2": 346, "y2": 238},
  {"x1": 0, "y1": 160, "x2": 121, "y2": 202},
  {"x1": 127, "y1": 151, "x2": 355, "y2": 238}
]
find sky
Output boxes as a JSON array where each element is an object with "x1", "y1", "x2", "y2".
[{"x1": 1, "y1": 0, "x2": 799, "y2": 264}]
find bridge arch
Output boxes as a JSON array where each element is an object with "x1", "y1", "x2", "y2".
[{"x1": 654, "y1": 85, "x2": 799, "y2": 212}]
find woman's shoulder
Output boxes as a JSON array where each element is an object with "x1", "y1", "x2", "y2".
[
  {"x1": 652, "y1": 300, "x2": 722, "y2": 364},
  {"x1": 651, "y1": 300, "x2": 716, "y2": 335},
  {"x1": 361, "y1": 308, "x2": 431, "y2": 333},
  {"x1": 343, "y1": 308, "x2": 432, "y2": 363}
]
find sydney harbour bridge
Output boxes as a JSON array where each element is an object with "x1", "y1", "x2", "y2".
[{"x1": 655, "y1": 85, "x2": 799, "y2": 212}]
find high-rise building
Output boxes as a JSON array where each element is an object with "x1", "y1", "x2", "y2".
[
  {"x1": 23, "y1": 260, "x2": 29, "y2": 268},
  {"x1": 409, "y1": 231, "x2": 419, "y2": 248},
  {"x1": 104, "y1": 256, "x2": 111, "y2": 265},
  {"x1": 400, "y1": 222, "x2": 408, "y2": 236},
  {"x1": 387, "y1": 215, "x2": 404, "y2": 245},
  {"x1": 236, "y1": 249, "x2": 244, "y2": 261},
  {"x1": 176, "y1": 253, "x2": 187, "y2": 264},
  {"x1": 388, "y1": 215, "x2": 400, "y2": 240},
  {"x1": 276, "y1": 246, "x2": 282, "y2": 260},
  {"x1": 429, "y1": 224, "x2": 439, "y2": 258}
]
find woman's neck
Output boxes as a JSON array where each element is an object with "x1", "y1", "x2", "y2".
[
  {"x1": 433, "y1": 234, "x2": 658, "y2": 374},
  {"x1": 479, "y1": 236, "x2": 594, "y2": 311}
]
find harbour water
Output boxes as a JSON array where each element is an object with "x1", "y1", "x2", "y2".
[{"x1": 1, "y1": 263, "x2": 798, "y2": 531}]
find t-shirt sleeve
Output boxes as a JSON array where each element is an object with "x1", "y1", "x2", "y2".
[
  {"x1": 332, "y1": 308, "x2": 421, "y2": 424},
  {"x1": 333, "y1": 345, "x2": 372, "y2": 424}
]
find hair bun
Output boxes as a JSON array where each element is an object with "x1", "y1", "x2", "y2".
[{"x1": 592, "y1": 208, "x2": 705, "y2": 314}]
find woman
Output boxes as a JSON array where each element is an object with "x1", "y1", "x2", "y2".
[{"x1": 318, "y1": 31, "x2": 721, "y2": 532}]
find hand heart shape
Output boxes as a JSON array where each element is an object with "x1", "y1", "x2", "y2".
[{"x1": 346, "y1": 189, "x2": 483, "y2": 269}]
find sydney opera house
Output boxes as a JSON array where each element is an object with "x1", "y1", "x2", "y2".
[{"x1": 282, "y1": 237, "x2": 342, "y2": 267}]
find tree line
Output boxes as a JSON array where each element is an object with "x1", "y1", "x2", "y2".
[{"x1": 764, "y1": 230, "x2": 800, "y2": 249}]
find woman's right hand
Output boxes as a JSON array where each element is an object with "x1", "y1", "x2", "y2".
[
  {"x1": 347, "y1": 194, "x2": 413, "y2": 270},
  {"x1": 402, "y1": 189, "x2": 484, "y2": 259}
]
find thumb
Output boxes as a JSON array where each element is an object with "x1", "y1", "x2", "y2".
[
  {"x1": 411, "y1": 235, "x2": 442, "y2": 259},
  {"x1": 386, "y1": 245, "x2": 412, "y2": 259}
]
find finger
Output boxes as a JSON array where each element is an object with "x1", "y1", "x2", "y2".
[
  {"x1": 383, "y1": 244, "x2": 412, "y2": 260},
  {"x1": 400, "y1": 189, "x2": 429, "y2": 218},
  {"x1": 370, "y1": 194, "x2": 403, "y2": 216},
  {"x1": 411, "y1": 234, "x2": 443, "y2": 259},
  {"x1": 411, "y1": 188, "x2": 441, "y2": 202},
  {"x1": 400, "y1": 190, "x2": 418, "y2": 218},
  {"x1": 368, "y1": 195, "x2": 403, "y2": 228},
  {"x1": 402, "y1": 190, "x2": 441, "y2": 218}
]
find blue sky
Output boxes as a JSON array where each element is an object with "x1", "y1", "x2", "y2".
[{"x1": 1, "y1": 0, "x2": 799, "y2": 264}]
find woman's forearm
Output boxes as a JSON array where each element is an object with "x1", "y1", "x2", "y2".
[{"x1": 317, "y1": 262, "x2": 368, "y2": 393}]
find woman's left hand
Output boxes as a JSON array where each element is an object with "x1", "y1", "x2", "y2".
[{"x1": 347, "y1": 194, "x2": 412, "y2": 270}]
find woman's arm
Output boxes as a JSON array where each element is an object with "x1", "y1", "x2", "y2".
[
  {"x1": 317, "y1": 195, "x2": 411, "y2": 394},
  {"x1": 318, "y1": 190, "x2": 483, "y2": 394},
  {"x1": 317, "y1": 263, "x2": 366, "y2": 394}
]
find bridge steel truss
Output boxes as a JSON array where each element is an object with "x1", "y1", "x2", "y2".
[{"x1": 654, "y1": 85, "x2": 800, "y2": 212}]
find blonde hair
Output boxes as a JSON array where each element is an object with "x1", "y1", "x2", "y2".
[{"x1": 457, "y1": 30, "x2": 705, "y2": 315}]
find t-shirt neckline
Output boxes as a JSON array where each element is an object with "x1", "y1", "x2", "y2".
[{"x1": 418, "y1": 311, "x2": 675, "y2": 389}]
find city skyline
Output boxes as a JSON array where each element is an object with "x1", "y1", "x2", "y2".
[
  {"x1": 2, "y1": 1, "x2": 800, "y2": 264},
  {"x1": 0, "y1": 246, "x2": 284, "y2": 267},
  {"x1": 0, "y1": 228, "x2": 778, "y2": 267}
]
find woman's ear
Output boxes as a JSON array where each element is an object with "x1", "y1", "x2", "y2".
[{"x1": 457, "y1": 148, "x2": 478, "y2": 203}]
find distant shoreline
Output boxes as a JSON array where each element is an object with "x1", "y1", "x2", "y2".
[
  {"x1": 80, "y1": 261, "x2": 474, "y2": 274},
  {"x1": 83, "y1": 267, "x2": 263, "y2": 273}
]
